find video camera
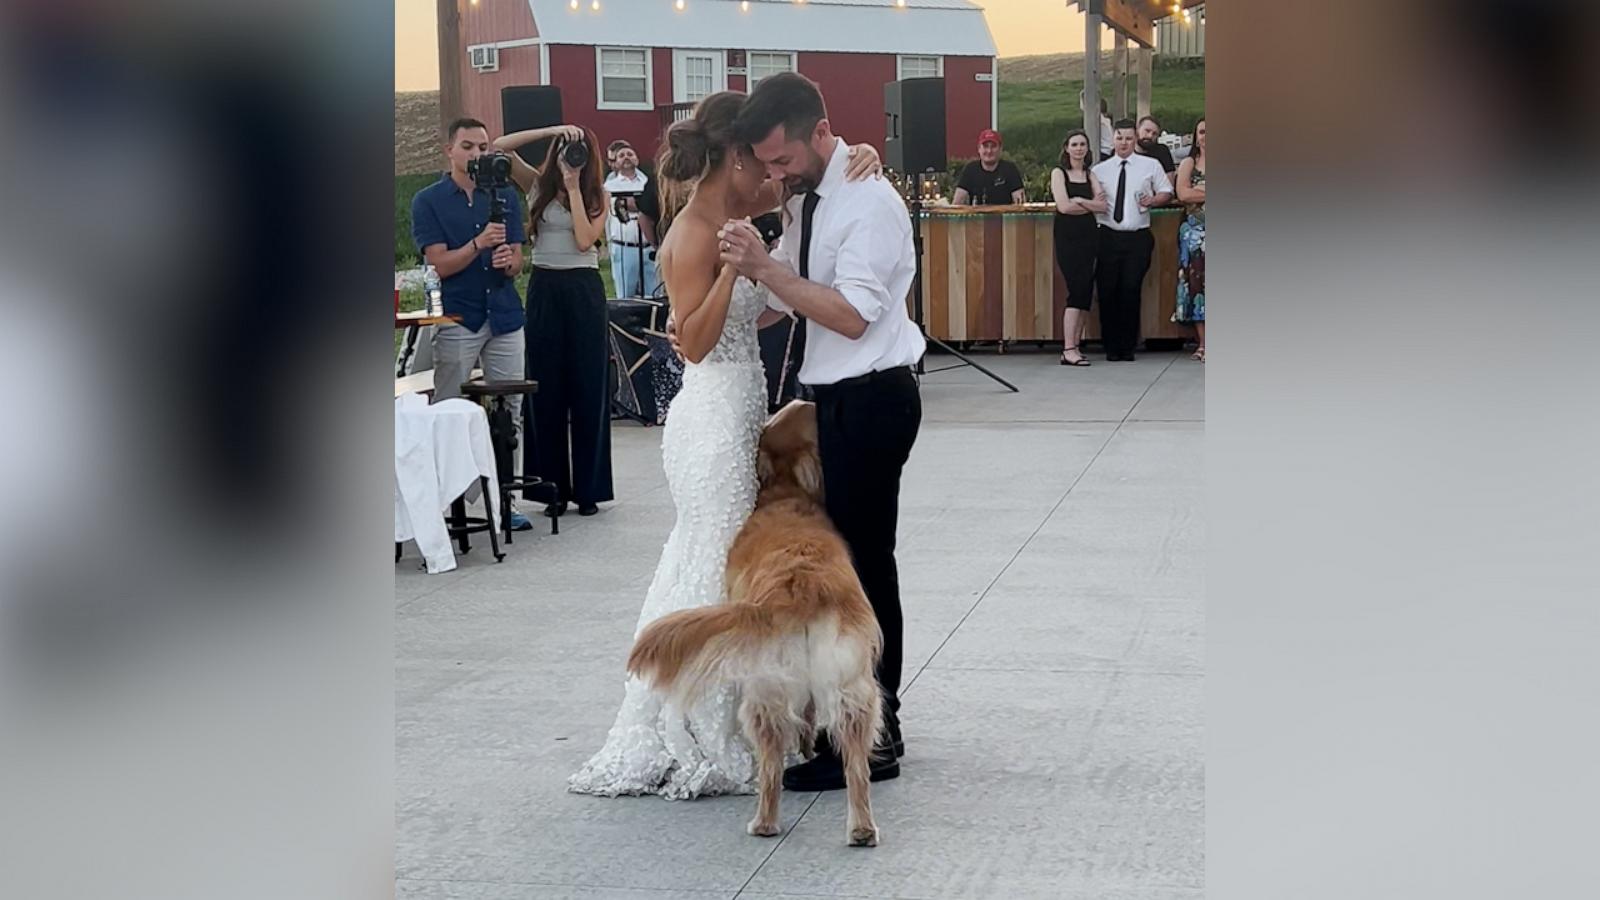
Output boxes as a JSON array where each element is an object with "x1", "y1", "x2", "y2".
[
  {"x1": 467, "y1": 150, "x2": 514, "y2": 189},
  {"x1": 466, "y1": 150, "x2": 515, "y2": 225},
  {"x1": 611, "y1": 188, "x2": 643, "y2": 225}
]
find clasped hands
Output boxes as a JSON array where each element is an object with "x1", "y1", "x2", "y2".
[{"x1": 716, "y1": 219, "x2": 775, "y2": 281}]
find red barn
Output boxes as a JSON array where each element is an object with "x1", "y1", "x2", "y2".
[{"x1": 452, "y1": 0, "x2": 997, "y2": 161}]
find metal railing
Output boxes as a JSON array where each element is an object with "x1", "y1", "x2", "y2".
[{"x1": 657, "y1": 102, "x2": 696, "y2": 130}]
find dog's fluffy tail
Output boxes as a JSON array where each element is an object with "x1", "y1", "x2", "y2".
[{"x1": 626, "y1": 604, "x2": 770, "y2": 705}]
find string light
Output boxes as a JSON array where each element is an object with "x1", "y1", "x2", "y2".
[
  {"x1": 569, "y1": 0, "x2": 577, "y2": 8},
  {"x1": 592, "y1": 0, "x2": 600, "y2": 9},
  {"x1": 676, "y1": 0, "x2": 686, "y2": 10},
  {"x1": 741, "y1": 0, "x2": 749, "y2": 9}
]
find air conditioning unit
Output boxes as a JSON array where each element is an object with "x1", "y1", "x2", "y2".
[{"x1": 469, "y1": 45, "x2": 500, "y2": 73}]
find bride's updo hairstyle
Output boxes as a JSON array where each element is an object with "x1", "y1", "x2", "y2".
[
  {"x1": 656, "y1": 91, "x2": 747, "y2": 240},
  {"x1": 657, "y1": 91, "x2": 746, "y2": 184}
]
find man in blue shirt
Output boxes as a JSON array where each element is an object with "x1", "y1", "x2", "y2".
[{"x1": 411, "y1": 116, "x2": 532, "y2": 528}]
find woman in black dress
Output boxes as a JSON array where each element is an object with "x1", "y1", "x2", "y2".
[{"x1": 1050, "y1": 129, "x2": 1109, "y2": 366}]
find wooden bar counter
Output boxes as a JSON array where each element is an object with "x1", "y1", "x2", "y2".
[{"x1": 914, "y1": 203, "x2": 1188, "y2": 345}]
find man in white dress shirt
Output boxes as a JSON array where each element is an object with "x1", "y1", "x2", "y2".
[
  {"x1": 602, "y1": 141, "x2": 660, "y2": 298},
  {"x1": 720, "y1": 72, "x2": 926, "y2": 793},
  {"x1": 1092, "y1": 119, "x2": 1174, "y2": 361}
]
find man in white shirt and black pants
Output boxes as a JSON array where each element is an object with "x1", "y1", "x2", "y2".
[
  {"x1": 1092, "y1": 119, "x2": 1174, "y2": 361},
  {"x1": 603, "y1": 140, "x2": 660, "y2": 298},
  {"x1": 721, "y1": 72, "x2": 926, "y2": 793}
]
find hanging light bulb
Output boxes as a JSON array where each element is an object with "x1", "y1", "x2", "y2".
[
  {"x1": 592, "y1": 0, "x2": 600, "y2": 9},
  {"x1": 675, "y1": 0, "x2": 685, "y2": 10},
  {"x1": 741, "y1": 0, "x2": 749, "y2": 9},
  {"x1": 569, "y1": 0, "x2": 577, "y2": 8}
]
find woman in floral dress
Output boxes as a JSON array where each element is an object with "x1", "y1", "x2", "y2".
[{"x1": 1173, "y1": 118, "x2": 1206, "y2": 361}]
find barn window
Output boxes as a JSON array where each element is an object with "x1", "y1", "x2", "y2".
[
  {"x1": 747, "y1": 51, "x2": 796, "y2": 87},
  {"x1": 597, "y1": 47, "x2": 653, "y2": 110},
  {"x1": 897, "y1": 55, "x2": 943, "y2": 80}
]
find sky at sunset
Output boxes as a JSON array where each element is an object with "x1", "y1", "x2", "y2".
[{"x1": 395, "y1": 0, "x2": 1088, "y2": 91}]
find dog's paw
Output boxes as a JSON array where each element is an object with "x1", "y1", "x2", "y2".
[
  {"x1": 747, "y1": 818, "x2": 782, "y2": 838},
  {"x1": 847, "y1": 824, "x2": 879, "y2": 847}
]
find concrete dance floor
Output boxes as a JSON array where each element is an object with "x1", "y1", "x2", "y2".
[{"x1": 398, "y1": 350, "x2": 1204, "y2": 900}]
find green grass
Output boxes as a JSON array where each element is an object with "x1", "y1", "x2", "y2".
[{"x1": 986, "y1": 63, "x2": 1205, "y2": 201}]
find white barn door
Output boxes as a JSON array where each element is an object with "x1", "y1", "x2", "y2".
[{"x1": 672, "y1": 49, "x2": 726, "y2": 104}]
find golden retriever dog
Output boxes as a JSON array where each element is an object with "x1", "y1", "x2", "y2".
[{"x1": 626, "y1": 400, "x2": 884, "y2": 847}]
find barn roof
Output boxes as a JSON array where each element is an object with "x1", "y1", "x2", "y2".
[{"x1": 527, "y1": 0, "x2": 998, "y2": 58}]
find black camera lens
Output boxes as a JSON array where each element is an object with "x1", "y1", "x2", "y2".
[
  {"x1": 489, "y1": 153, "x2": 512, "y2": 180},
  {"x1": 562, "y1": 139, "x2": 590, "y2": 170}
]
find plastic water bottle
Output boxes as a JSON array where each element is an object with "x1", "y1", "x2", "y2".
[{"x1": 422, "y1": 265, "x2": 442, "y2": 317}]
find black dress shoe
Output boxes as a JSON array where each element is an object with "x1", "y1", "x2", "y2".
[
  {"x1": 883, "y1": 705, "x2": 905, "y2": 758},
  {"x1": 783, "y1": 747, "x2": 900, "y2": 792},
  {"x1": 577, "y1": 503, "x2": 600, "y2": 516},
  {"x1": 544, "y1": 501, "x2": 567, "y2": 518},
  {"x1": 812, "y1": 709, "x2": 905, "y2": 759}
]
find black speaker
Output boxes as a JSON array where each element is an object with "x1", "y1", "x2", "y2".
[
  {"x1": 884, "y1": 78, "x2": 946, "y2": 175},
  {"x1": 500, "y1": 85, "x2": 563, "y2": 167}
]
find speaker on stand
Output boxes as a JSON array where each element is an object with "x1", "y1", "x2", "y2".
[
  {"x1": 885, "y1": 78, "x2": 1018, "y2": 393},
  {"x1": 500, "y1": 85, "x2": 564, "y2": 166}
]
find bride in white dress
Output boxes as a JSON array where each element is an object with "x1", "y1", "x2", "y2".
[{"x1": 568, "y1": 92, "x2": 879, "y2": 799}]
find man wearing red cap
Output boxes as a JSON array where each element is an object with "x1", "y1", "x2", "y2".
[{"x1": 953, "y1": 128, "x2": 1027, "y2": 206}]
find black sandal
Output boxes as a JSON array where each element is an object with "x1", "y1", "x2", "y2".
[{"x1": 1060, "y1": 347, "x2": 1091, "y2": 366}]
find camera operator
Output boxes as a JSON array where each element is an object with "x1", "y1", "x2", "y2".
[
  {"x1": 493, "y1": 124, "x2": 614, "y2": 519},
  {"x1": 602, "y1": 140, "x2": 660, "y2": 299},
  {"x1": 410, "y1": 117, "x2": 535, "y2": 528}
]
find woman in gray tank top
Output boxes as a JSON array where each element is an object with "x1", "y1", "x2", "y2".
[{"x1": 497, "y1": 124, "x2": 613, "y2": 518}]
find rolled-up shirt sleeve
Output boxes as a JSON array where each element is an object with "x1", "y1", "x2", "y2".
[
  {"x1": 765, "y1": 232, "x2": 796, "y2": 315},
  {"x1": 411, "y1": 192, "x2": 446, "y2": 252},
  {"x1": 832, "y1": 198, "x2": 905, "y2": 324}
]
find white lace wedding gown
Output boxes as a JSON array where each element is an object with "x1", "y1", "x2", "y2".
[{"x1": 568, "y1": 277, "x2": 769, "y2": 799}]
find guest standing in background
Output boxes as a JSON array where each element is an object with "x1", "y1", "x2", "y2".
[
  {"x1": 1174, "y1": 117, "x2": 1206, "y2": 362},
  {"x1": 1136, "y1": 115, "x2": 1178, "y2": 176},
  {"x1": 1049, "y1": 129, "x2": 1108, "y2": 367},
  {"x1": 603, "y1": 140, "x2": 661, "y2": 299},
  {"x1": 411, "y1": 116, "x2": 536, "y2": 531},
  {"x1": 495, "y1": 124, "x2": 615, "y2": 519},
  {"x1": 1092, "y1": 119, "x2": 1173, "y2": 362},
  {"x1": 953, "y1": 129, "x2": 1027, "y2": 206}
]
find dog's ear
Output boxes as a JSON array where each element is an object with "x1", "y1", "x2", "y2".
[{"x1": 794, "y1": 448, "x2": 823, "y2": 500}]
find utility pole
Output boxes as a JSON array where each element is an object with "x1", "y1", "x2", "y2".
[{"x1": 436, "y1": 0, "x2": 462, "y2": 138}]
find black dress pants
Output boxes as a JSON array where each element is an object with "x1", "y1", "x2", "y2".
[
  {"x1": 1095, "y1": 226, "x2": 1154, "y2": 356},
  {"x1": 810, "y1": 367, "x2": 922, "y2": 713},
  {"x1": 524, "y1": 266, "x2": 615, "y2": 506}
]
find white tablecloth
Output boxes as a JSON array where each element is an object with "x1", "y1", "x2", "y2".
[{"x1": 394, "y1": 394, "x2": 499, "y2": 574}]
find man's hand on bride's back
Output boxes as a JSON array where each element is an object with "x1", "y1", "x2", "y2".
[
  {"x1": 665, "y1": 313, "x2": 684, "y2": 361},
  {"x1": 846, "y1": 143, "x2": 883, "y2": 182}
]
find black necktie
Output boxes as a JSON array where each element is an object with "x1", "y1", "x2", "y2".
[
  {"x1": 798, "y1": 190, "x2": 821, "y2": 279},
  {"x1": 1113, "y1": 160, "x2": 1127, "y2": 224}
]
